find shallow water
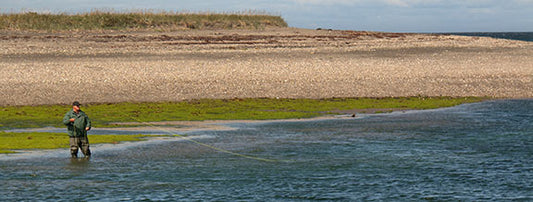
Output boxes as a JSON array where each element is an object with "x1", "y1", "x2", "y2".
[{"x1": 1, "y1": 99, "x2": 532, "y2": 201}]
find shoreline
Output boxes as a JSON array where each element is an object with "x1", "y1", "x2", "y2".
[
  {"x1": 0, "y1": 105, "x2": 451, "y2": 156},
  {"x1": 9, "y1": 97, "x2": 533, "y2": 134},
  {"x1": 0, "y1": 97, "x2": 487, "y2": 129},
  {"x1": 0, "y1": 108, "x2": 371, "y2": 156},
  {"x1": 1, "y1": 28, "x2": 531, "y2": 106},
  {"x1": 2, "y1": 104, "x2": 418, "y2": 135}
]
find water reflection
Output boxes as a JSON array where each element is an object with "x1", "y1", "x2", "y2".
[{"x1": 68, "y1": 157, "x2": 91, "y2": 167}]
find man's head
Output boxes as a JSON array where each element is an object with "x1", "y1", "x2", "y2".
[{"x1": 72, "y1": 101, "x2": 81, "y2": 112}]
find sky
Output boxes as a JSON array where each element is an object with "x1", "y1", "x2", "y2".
[{"x1": 2, "y1": 0, "x2": 533, "y2": 32}]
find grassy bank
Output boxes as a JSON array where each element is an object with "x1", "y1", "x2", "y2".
[
  {"x1": 0, "y1": 132, "x2": 153, "y2": 154},
  {"x1": 0, "y1": 97, "x2": 486, "y2": 130},
  {"x1": 0, "y1": 11, "x2": 288, "y2": 31}
]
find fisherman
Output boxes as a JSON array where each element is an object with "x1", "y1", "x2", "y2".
[{"x1": 62, "y1": 101, "x2": 91, "y2": 158}]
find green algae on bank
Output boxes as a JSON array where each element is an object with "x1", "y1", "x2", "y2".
[
  {"x1": 0, "y1": 132, "x2": 154, "y2": 154},
  {"x1": 0, "y1": 97, "x2": 486, "y2": 130}
]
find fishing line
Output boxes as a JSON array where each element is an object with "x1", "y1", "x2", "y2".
[{"x1": 118, "y1": 110, "x2": 287, "y2": 163}]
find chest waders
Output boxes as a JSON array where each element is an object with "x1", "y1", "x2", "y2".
[{"x1": 70, "y1": 113, "x2": 91, "y2": 158}]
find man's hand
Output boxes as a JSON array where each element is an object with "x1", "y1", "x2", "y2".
[
  {"x1": 86, "y1": 127, "x2": 91, "y2": 131},
  {"x1": 69, "y1": 118, "x2": 75, "y2": 122}
]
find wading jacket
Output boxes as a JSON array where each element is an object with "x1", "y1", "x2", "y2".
[{"x1": 62, "y1": 109, "x2": 91, "y2": 137}]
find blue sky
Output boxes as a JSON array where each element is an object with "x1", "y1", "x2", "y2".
[{"x1": 2, "y1": 0, "x2": 533, "y2": 32}]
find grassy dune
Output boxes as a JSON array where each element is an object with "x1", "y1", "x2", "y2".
[{"x1": 0, "y1": 11, "x2": 288, "y2": 31}]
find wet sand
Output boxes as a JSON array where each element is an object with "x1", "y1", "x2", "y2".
[{"x1": 1, "y1": 28, "x2": 532, "y2": 106}]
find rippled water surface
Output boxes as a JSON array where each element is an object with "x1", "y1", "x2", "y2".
[{"x1": 1, "y1": 100, "x2": 532, "y2": 201}]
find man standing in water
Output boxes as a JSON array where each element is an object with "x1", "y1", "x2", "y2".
[{"x1": 63, "y1": 101, "x2": 91, "y2": 158}]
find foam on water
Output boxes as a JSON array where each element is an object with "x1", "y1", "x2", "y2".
[{"x1": 0, "y1": 135, "x2": 214, "y2": 161}]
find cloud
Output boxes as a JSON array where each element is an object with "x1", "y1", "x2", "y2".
[
  {"x1": 467, "y1": 7, "x2": 494, "y2": 14},
  {"x1": 288, "y1": 0, "x2": 445, "y2": 7},
  {"x1": 290, "y1": 0, "x2": 533, "y2": 7},
  {"x1": 384, "y1": 0, "x2": 409, "y2": 7},
  {"x1": 291, "y1": 0, "x2": 361, "y2": 5}
]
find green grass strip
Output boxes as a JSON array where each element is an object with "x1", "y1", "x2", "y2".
[
  {"x1": 0, "y1": 132, "x2": 153, "y2": 154},
  {"x1": 0, "y1": 97, "x2": 486, "y2": 130}
]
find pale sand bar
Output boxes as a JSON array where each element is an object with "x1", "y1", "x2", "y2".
[{"x1": 1, "y1": 28, "x2": 531, "y2": 106}]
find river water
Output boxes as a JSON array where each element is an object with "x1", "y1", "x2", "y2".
[{"x1": 1, "y1": 99, "x2": 532, "y2": 201}]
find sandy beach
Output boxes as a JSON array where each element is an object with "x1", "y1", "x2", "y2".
[{"x1": 1, "y1": 28, "x2": 531, "y2": 106}]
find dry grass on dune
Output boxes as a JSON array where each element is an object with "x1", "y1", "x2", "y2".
[{"x1": 0, "y1": 11, "x2": 287, "y2": 31}]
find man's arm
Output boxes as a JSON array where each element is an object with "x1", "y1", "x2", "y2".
[
  {"x1": 85, "y1": 114, "x2": 91, "y2": 131},
  {"x1": 62, "y1": 112, "x2": 72, "y2": 125}
]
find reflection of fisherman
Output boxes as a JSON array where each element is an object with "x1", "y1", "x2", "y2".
[{"x1": 62, "y1": 101, "x2": 91, "y2": 158}]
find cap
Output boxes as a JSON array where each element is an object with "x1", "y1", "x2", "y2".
[{"x1": 72, "y1": 101, "x2": 81, "y2": 106}]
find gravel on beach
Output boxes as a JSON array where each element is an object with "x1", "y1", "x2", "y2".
[{"x1": 1, "y1": 28, "x2": 532, "y2": 106}]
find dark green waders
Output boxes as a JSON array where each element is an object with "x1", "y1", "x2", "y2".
[{"x1": 70, "y1": 129, "x2": 91, "y2": 158}]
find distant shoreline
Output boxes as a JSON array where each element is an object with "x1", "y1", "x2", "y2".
[{"x1": 439, "y1": 32, "x2": 533, "y2": 42}]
